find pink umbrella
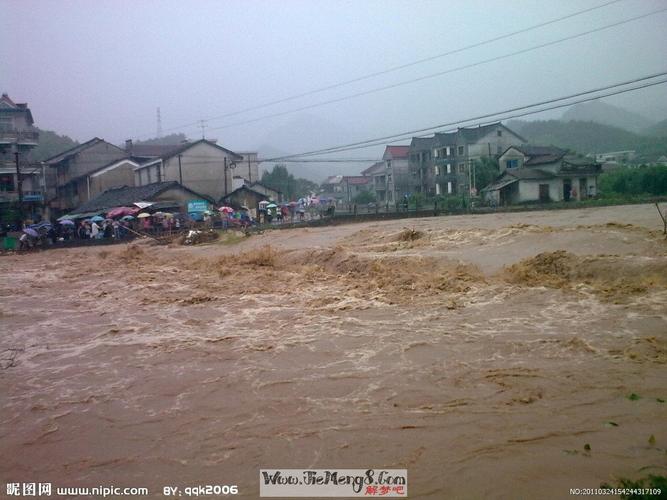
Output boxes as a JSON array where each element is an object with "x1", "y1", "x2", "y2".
[
  {"x1": 107, "y1": 206, "x2": 139, "y2": 218},
  {"x1": 218, "y1": 206, "x2": 234, "y2": 213}
]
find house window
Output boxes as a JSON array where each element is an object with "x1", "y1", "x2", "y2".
[
  {"x1": 433, "y1": 149, "x2": 439, "y2": 158},
  {"x1": 497, "y1": 129, "x2": 502, "y2": 137},
  {"x1": 447, "y1": 181, "x2": 453, "y2": 194},
  {"x1": 0, "y1": 175, "x2": 14, "y2": 191},
  {"x1": 434, "y1": 165, "x2": 440, "y2": 175},
  {"x1": 446, "y1": 164, "x2": 451, "y2": 174},
  {"x1": 458, "y1": 145, "x2": 464, "y2": 155},
  {"x1": 458, "y1": 163, "x2": 465, "y2": 173},
  {"x1": 436, "y1": 183, "x2": 441, "y2": 195},
  {"x1": 506, "y1": 159, "x2": 518, "y2": 169},
  {"x1": 386, "y1": 160, "x2": 391, "y2": 168}
]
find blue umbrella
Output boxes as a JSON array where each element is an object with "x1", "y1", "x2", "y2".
[
  {"x1": 59, "y1": 219, "x2": 75, "y2": 226},
  {"x1": 23, "y1": 228, "x2": 39, "y2": 237},
  {"x1": 91, "y1": 215, "x2": 104, "y2": 222},
  {"x1": 121, "y1": 215, "x2": 135, "y2": 221}
]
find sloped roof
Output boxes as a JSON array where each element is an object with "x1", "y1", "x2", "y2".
[
  {"x1": 72, "y1": 181, "x2": 207, "y2": 214},
  {"x1": 220, "y1": 184, "x2": 271, "y2": 203},
  {"x1": 249, "y1": 181, "x2": 282, "y2": 194},
  {"x1": 384, "y1": 145, "x2": 409, "y2": 158},
  {"x1": 507, "y1": 168, "x2": 556, "y2": 180},
  {"x1": 44, "y1": 138, "x2": 120, "y2": 165},
  {"x1": 161, "y1": 139, "x2": 243, "y2": 161},
  {"x1": 361, "y1": 161, "x2": 385, "y2": 176},
  {"x1": 501, "y1": 144, "x2": 568, "y2": 166},
  {"x1": 410, "y1": 136, "x2": 433, "y2": 150},
  {"x1": 322, "y1": 175, "x2": 343, "y2": 185},
  {"x1": 129, "y1": 144, "x2": 184, "y2": 158},
  {"x1": 345, "y1": 176, "x2": 370, "y2": 185}
]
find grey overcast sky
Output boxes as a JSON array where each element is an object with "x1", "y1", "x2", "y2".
[{"x1": 2, "y1": 0, "x2": 667, "y2": 158}]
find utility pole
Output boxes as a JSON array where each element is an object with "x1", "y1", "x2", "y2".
[
  {"x1": 156, "y1": 107, "x2": 163, "y2": 138},
  {"x1": 248, "y1": 157, "x2": 252, "y2": 183},
  {"x1": 178, "y1": 154, "x2": 183, "y2": 185},
  {"x1": 15, "y1": 147, "x2": 23, "y2": 226},
  {"x1": 223, "y1": 157, "x2": 228, "y2": 196}
]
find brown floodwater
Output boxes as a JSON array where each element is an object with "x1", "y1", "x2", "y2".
[{"x1": 1, "y1": 204, "x2": 666, "y2": 499}]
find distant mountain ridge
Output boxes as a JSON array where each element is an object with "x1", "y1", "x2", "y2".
[
  {"x1": 507, "y1": 119, "x2": 667, "y2": 163},
  {"x1": 560, "y1": 100, "x2": 655, "y2": 134}
]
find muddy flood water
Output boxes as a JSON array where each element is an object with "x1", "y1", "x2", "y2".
[{"x1": 1, "y1": 204, "x2": 666, "y2": 499}]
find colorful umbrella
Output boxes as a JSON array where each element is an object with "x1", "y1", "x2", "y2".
[
  {"x1": 137, "y1": 213, "x2": 151, "y2": 219},
  {"x1": 91, "y1": 215, "x2": 104, "y2": 222},
  {"x1": 218, "y1": 206, "x2": 234, "y2": 213},
  {"x1": 266, "y1": 203, "x2": 277, "y2": 208},
  {"x1": 59, "y1": 219, "x2": 75, "y2": 226},
  {"x1": 23, "y1": 228, "x2": 39, "y2": 237},
  {"x1": 107, "y1": 206, "x2": 138, "y2": 218},
  {"x1": 121, "y1": 215, "x2": 135, "y2": 221}
]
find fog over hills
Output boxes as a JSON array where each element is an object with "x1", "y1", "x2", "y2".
[
  {"x1": 254, "y1": 114, "x2": 386, "y2": 182},
  {"x1": 560, "y1": 100, "x2": 656, "y2": 134}
]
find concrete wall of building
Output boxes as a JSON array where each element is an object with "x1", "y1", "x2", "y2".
[
  {"x1": 66, "y1": 142, "x2": 127, "y2": 180},
  {"x1": 89, "y1": 162, "x2": 136, "y2": 199},
  {"x1": 468, "y1": 126, "x2": 524, "y2": 160},
  {"x1": 516, "y1": 178, "x2": 563, "y2": 203},
  {"x1": 498, "y1": 148, "x2": 526, "y2": 173},
  {"x1": 162, "y1": 142, "x2": 237, "y2": 201},
  {"x1": 235, "y1": 153, "x2": 260, "y2": 184}
]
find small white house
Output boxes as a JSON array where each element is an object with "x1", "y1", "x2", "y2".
[{"x1": 483, "y1": 145, "x2": 601, "y2": 206}]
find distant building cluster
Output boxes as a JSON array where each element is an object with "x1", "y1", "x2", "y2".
[{"x1": 2, "y1": 93, "x2": 615, "y2": 224}]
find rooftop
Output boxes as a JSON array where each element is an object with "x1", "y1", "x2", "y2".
[{"x1": 72, "y1": 181, "x2": 207, "y2": 214}]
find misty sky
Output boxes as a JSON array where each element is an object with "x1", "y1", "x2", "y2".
[{"x1": 2, "y1": 0, "x2": 667, "y2": 163}]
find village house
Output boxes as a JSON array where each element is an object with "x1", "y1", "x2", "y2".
[
  {"x1": 408, "y1": 122, "x2": 525, "y2": 197},
  {"x1": 220, "y1": 185, "x2": 274, "y2": 218},
  {"x1": 133, "y1": 139, "x2": 243, "y2": 202},
  {"x1": 362, "y1": 145, "x2": 411, "y2": 204},
  {"x1": 320, "y1": 175, "x2": 371, "y2": 205},
  {"x1": 70, "y1": 181, "x2": 209, "y2": 218},
  {"x1": 0, "y1": 93, "x2": 43, "y2": 221},
  {"x1": 482, "y1": 145, "x2": 602, "y2": 205},
  {"x1": 44, "y1": 137, "x2": 127, "y2": 215}
]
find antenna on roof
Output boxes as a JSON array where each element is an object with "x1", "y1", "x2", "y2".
[
  {"x1": 156, "y1": 107, "x2": 163, "y2": 138},
  {"x1": 199, "y1": 120, "x2": 207, "y2": 139}
]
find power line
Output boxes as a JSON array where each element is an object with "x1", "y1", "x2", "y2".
[
  {"x1": 134, "y1": 0, "x2": 627, "y2": 139},
  {"x1": 203, "y1": 7, "x2": 667, "y2": 134},
  {"x1": 262, "y1": 72, "x2": 667, "y2": 161}
]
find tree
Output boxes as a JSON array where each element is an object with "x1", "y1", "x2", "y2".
[
  {"x1": 353, "y1": 190, "x2": 375, "y2": 204},
  {"x1": 261, "y1": 164, "x2": 319, "y2": 200},
  {"x1": 134, "y1": 133, "x2": 188, "y2": 146},
  {"x1": 474, "y1": 157, "x2": 500, "y2": 191}
]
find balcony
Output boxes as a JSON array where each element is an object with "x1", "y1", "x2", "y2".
[{"x1": 0, "y1": 128, "x2": 40, "y2": 146}]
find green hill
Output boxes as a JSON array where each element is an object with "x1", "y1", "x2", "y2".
[
  {"x1": 643, "y1": 118, "x2": 667, "y2": 137},
  {"x1": 560, "y1": 101, "x2": 653, "y2": 134},
  {"x1": 507, "y1": 119, "x2": 667, "y2": 163},
  {"x1": 507, "y1": 119, "x2": 641, "y2": 154},
  {"x1": 30, "y1": 128, "x2": 79, "y2": 162}
]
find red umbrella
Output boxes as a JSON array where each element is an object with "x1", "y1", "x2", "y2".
[{"x1": 218, "y1": 206, "x2": 234, "y2": 213}]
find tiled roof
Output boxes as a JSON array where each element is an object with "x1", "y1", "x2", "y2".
[
  {"x1": 361, "y1": 161, "x2": 385, "y2": 176},
  {"x1": 410, "y1": 136, "x2": 433, "y2": 150},
  {"x1": 129, "y1": 144, "x2": 184, "y2": 158},
  {"x1": 385, "y1": 145, "x2": 409, "y2": 158},
  {"x1": 345, "y1": 176, "x2": 370, "y2": 185},
  {"x1": 507, "y1": 168, "x2": 556, "y2": 180},
  {"x1": 72, "y1": 181, "x2": 207, "y2": 214},
  {"x1": 43, "y1": 138, "x2": 111, "y2": 165}
]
